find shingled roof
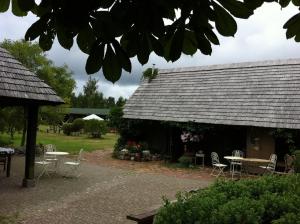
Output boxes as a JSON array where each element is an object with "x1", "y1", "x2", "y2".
[
  {"x1": 0, "y1": 47, "x2": 63, "y2": 105},
  {"x1": 124, "y1": 59, "x2": 300, "y2": 129}
]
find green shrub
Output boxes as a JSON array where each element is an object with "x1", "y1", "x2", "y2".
[
  {"x1": 113, "y1": 136, "x2": 127, "y2": 158},
  {"x1": 84, "y1": 120, "x2": 108, "y2": 138},
  {"x1": 62, "y1": 123, "x2": 72, "y2": 136},
  {"x1": 293, "y1": 150, "x2": 300, "y2": 173},
  {"x1": 154, "y1": 175, "x2": 300, "y2": 224},
  {"x1": 178, "y1": 155, "x2": 193, "y2": 167},
  {"x1": 72, "y1": 118, "x2": 85, "y2": 132}
]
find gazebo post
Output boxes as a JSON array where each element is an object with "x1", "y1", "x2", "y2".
[{"x1": 22, "y1": 104, "x2": 39, "y2": 187}]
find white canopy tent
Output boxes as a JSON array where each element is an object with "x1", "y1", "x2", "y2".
[{"x1": 82, "y1": 114, "x2": 104, "y2": 121}]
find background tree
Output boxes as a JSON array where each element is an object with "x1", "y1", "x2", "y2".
[
  {"x1": 71, "y1": 77, "x2": 105, "y2": 108},
  {"x1": 84, "y1": 120, "x2": 108, "y2": 138},
  {"x1": 108, "y1": 106, "x2": 124, "y2": 131},
  {"x1": 0, "y1": 107, "x2": 24, "y2": 140},
  {"x1": 0, "y1": 0, "x2": 298, "y2": 83},
  {"x1": 71, "y1": 77, "x2": 125, "y2": 109},
  {"x1": 116, "y1": 97, "x2": 126, "y2": 107}
]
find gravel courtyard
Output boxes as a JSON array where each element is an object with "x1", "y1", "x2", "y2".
[{"x1": 0, "y1": 151, "x2": 214, "y2": 224}]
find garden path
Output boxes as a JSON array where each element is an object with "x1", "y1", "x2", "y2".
[{"x1": 0, "y1": 151, "x2": 214, "y2": 224}]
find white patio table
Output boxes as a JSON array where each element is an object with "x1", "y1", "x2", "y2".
[
  {"x1": 224, "y1": 156, "x2": 243, "y2": 179},
  {"x1": 224, "y1": 156, "x2": 270, "y2": 179},
  {"x1": 45, "y1": 151, "x2": 69, "y2": 173}
]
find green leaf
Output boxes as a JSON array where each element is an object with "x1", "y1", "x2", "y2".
[
  {"x1": 279, "y1": 0, "x2": 291, "y2": 7},
  {"x1": 57, "y1": 27, "x2": 73, "y2": 50},
  {"x1": 112, "y1": 41, "x2": 131, "y2": 73},
  {"x1": 137, "y1": 34, "x2": 151, "y2": 65},
  {"x1": 102, "y1": 44, "x2": 122, "y2": 83},
  {"x1": 196, "y1": 34, "x2": 212, "y2": 55},
  {"x1": 169, "y1": 27, "x2": 185, "y2": 62},
  {"x1": 16, "y1": 0, "x2": 34, "y2": 11},
  {"x1": 25, "y1": 19, "x2": 45, "y2": 41},
  {"x1": 120, "y1": 31, "x2": 138, "y2": 58},
  {"x1": 204, "y1": 28, "x2": 220, "y2": 45},
  {"x1": 85, "y1": 43, "x2": 105, "y2": 74},
  {"x1": 100, "y1": 0, "x2": 115, "y2": 8},
  {"x1": 39, "y1": 33, "x2": 54, "y2": 51},
  {"x1": 0, "y1": 0, "x2": 10, "y2": 12},
  {"x1": 283, "y1": 13, "x2": 300, "y2": 39},
  {"x1": 182, "y1": 31, "x2": 197, "y2": 56},
  {"x1": 292, "y1": 0, "x2": 300, "y2": 6},
  {"x1": 77, "y1": 25, "x2": 96, "y2": 54},
  {"x1": 217, "y1": 0, "x2": 253, "y2": 19},
  {"x1": 150, "y1": 35, "x2": 164, "y2": 57},
  {"x1": 12, "y1": 0, "x2": 27, "y2": 16},
  {"x1": 244, "y1": 0, "x2": 264, "y2": 10},
  {"x1": 213, "y1": 2, "x2": 237, "y2": 37}
]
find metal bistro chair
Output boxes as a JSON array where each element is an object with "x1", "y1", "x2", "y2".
[
  {"x1": 64, "y1": 149, "x2": 84, "y2": 177},
  {"x1": 230, "y1": 150, "x2": 244, "y2": 176},
  {"x1": 44, "y1": 144, "x2": 58, "y2": 161},
  {"x1": 211, "y1": 152, "x2": 227, "y2": 177},
  {"x1": 35, "y1": 153, "x2": 53, "y2": 181},
  {"x1": 259, "y1": 154, "x2": 277, "y2": 174}
]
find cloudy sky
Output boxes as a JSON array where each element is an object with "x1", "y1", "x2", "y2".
[{"x1": 1, "y1": 2, "x2": 300, "y2": 99}]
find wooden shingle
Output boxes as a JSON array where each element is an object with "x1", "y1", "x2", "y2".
[
  {"x1": 124, "y1": 59, "x2": 300, "y2": 129},
  {"x1": 0, "y1": 47, "x2": 63, "y2": 105}
]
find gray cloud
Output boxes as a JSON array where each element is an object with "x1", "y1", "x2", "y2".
[{"x1": 1, "y1": 3, "x2": 300, "y2": 99}]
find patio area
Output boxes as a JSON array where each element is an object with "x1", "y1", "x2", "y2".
[{"x1": 0, "y1": 152, "x2": 213, "y2": 224}]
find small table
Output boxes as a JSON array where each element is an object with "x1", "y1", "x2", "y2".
[
  {"x1": 224, "y1": 156, "x2": 243, "y2": 179},
  {"x1": 241, "y1": 158, "x2": 270, "y2": 174},
  {"x1": 195, "y1": 153, "x2": 205, "y2": 168},
  {"x1": 45, "y1": 151, "x2": 69, "y2": 172},
  {"x1": 224, "y1": 156, "x2": 270, "y2": 178},
  {"x1": 0, "y1": 147, "x2": 14, "y2": 177},
  {"x1": 46, "y1": 152, "x2": 69, "y2": 156}
]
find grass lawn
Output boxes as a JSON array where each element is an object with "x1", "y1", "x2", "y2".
[{"x1": 0, "y1": 126, "x2": 118, "y2": 154}]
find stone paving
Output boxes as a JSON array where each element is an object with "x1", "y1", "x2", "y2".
[{"x1": 0, "y1": 152, "x2": 214, "y2": 224}]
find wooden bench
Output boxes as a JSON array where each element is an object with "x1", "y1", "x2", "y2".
[
  {"x1": 127, "y1": 208, "x2": 159, "y2": 224},
  {"x1": 127, "y1": 189, "x2": 199, "y2": 224}
]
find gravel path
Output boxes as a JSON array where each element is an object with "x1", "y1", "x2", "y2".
[{"x1": 0, "y1": 155, "x2": 213, "y2": 224}]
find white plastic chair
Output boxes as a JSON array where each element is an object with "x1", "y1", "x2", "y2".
[
  {"x1": 64, "y1": 149, "x2": 84, "y2": 177},
  {"x1": 259, "y1": 154, "x2": 277, "y2": 173},
  {"x1": 211, "y1": 152, "x2": 227, "y2": 177}
]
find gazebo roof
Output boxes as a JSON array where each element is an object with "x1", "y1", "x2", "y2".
[{"x1": 0, "y1": 47, "x2": 63, "y2": 106}]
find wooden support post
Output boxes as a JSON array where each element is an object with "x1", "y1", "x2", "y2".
[{"x1": 22, "y1": 105, "x2": 38, "y2": 187}]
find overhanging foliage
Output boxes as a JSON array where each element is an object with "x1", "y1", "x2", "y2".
[{"x1": 1, "y1": 1, "x2": 299, "y2": 82}]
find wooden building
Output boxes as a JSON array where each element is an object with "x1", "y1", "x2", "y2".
[
  {"x1": 123, "y1": 59, "x2": 300, "y2": 161},
  {"x1": 0, "y1": 47, "x2": 63, "y2": 187}
]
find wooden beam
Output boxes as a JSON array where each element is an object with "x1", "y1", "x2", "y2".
[{"x1": 22, "y1": 105, "x2": 38, "y2": 187}]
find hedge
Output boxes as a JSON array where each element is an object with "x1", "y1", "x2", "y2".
[{"x1": 154, "y1": 174, "x2": 300, "y2": 224}]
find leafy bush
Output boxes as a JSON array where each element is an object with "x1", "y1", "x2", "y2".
[
  {"x1": 62, "y1": 123, "x2": 73, "y2": 136},
  {"x1": 113, "y1": 135, "x2": 127, "y2": 158},
  {"x1": 72, "y1": 118, "x2": 85, "y2": 132},
  {"x1": 84, "y1": 120, "x2": 108, "y2": 138},
  {"x1": 178, "y1": 155, "x2": 193, "y2": 167},
  {"x1": 294, "y1": 150, "x2": 300, "y2": 173},
  {"x1": 154, "y1": 175, "x2": 300, "y2": 224}
]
